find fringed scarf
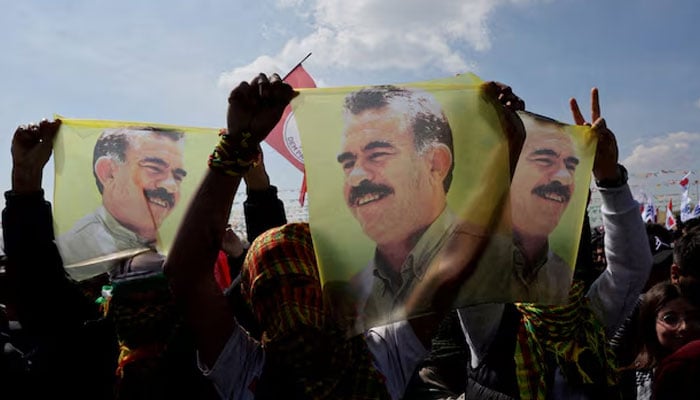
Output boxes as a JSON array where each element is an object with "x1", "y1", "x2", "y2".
[
  {"x1": 514, "y1": 280, "x2": 618, "y2": 399},
  {"x1": 242, "y1": 223, "x2": 390, "y2": 399}
]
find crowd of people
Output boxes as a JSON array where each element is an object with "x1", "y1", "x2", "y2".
[{"x1": 1, "y1": 73, "x2": 699, "y2": 400}]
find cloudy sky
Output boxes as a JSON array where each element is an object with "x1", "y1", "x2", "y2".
[{"x1": 1, "y1": 0, "x2": 699, "y2": 212}]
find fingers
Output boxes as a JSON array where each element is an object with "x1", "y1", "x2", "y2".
[
  {"x1": 252, "y1": 73, "x2": 270, "y2": 99},
  {"x1": 14, "y1": 119, "x2": 60, "y2": 144},
  {"x1": 269, "y1": 73, "x2": 282, "y2": 84},
  {"x1": 229, "y1": 81, "x2": 251, "y2": 105},
  {"x1": 591, "y1": 117, "x2": 614, "y2": 142},
  {"x1": 591, "y1": 116, "x2": 606, "y2": 131},
  {"x1": 571, "y1": 87, "x2": 601, "y2": 126},
  {"x1": 39, "y1": 119, "x2": 61, "y2": 142},
  {"x1": 269, "y1": 73, "x2": 298, "y2": 105},
  {"x1": 592, "y1": 117, "x2": 617, "y2": 151},
  {"x1": 569, "y1": 98, "x2": 586, "y2": 125},
  {"x1": 230, "y1": 73, "x2": 296, "y2": 107},
  {"x1": 503, "y1": 96, "x2": 525, "y2": 112},
  {"x1": 480, "y1": 81, "x2": 500, "y2": 102},
  {"x1": 591, "y1": 87, "x2": 600, "y2": 123},
  {"x1": 497, "y1": 84, "x2": 524, "y2": 111},
  {"x1": 481, "y1": 81, "x2": 525, "y2": 111}
]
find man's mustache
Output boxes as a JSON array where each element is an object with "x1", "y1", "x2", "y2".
[
  {"x1": 531, "y1": 181, "x2": 571, "y2": 203},
  {"x1": 348, "y1": 180, "x2": 394, "y2": 206},
  {"x1": 144, "y1": 187, "x2": 176, "y2": 209}
]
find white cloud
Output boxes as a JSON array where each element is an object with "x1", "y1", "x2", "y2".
[
  {"x1": 622, "y1": 131, "x2": 700, "y2": 172},
  {"x1": 695, "y1": 98, "x2": 700, "y2": 109},
  {"x1": 219, "y1": 0, "x2": 530, "y2": 87},
  {"x1": 218, "y1": 55, "x2": 287, "y2": 90}
]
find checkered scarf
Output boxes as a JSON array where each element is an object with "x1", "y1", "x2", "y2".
[
  {"x1": 514, "y1": 280, "x2": 619, "y2": 399},
  {"x1": 241, "y1": 223, "x2": 390, "y2": 399}
]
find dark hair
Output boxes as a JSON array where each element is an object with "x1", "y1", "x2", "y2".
[
  {"x1": 634, "y1": 282, "x2": 695, "y2": 370},
  {"x1": 92, "y1": 127, "x2": 185, "y2": 194},
  {"x1": 673, "y1": 226, "x2": 700, "y2": 279},
  {"x1": 343, "y1": 85, "x2": 454, "y2": 193}
]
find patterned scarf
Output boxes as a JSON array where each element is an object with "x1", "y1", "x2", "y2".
[
  {"x1": 105, "y1": 271, "x2": 179, "y2": 382},
  {"x1": 241, "y1": 223, "x2": 390, "y2": 399},
  {"x1": 514, "y1": 280, "x2": 618, "y2": 399}
]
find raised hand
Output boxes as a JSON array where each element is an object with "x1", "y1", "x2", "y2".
[
  {"x1": 11, "y1": 119, "x2": 61, "y2": 193},
  {"x1": 481, "y1": 81, "x2": 526, "y2": 178},
  {"x1": 569, "y1": 88, "x2": 619, "y2": 181},
  {"x1": 221, "y1": 226, "x2": 245, "y2": 258},
  {"x1": 227, "y1": 73, "x2": 297, "y2": 145},
  {"x1": 243, "y1": 146, "x2": 271, "y2": 191}
]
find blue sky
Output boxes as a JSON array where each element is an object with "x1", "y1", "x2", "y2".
[{"x1": 1, "y1": 0, "x2": 699, "y2": 213}]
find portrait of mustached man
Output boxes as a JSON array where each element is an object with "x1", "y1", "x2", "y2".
[
  {"x1": 338, "y1": 85, "x2": 457, "y2": 327},
  {"x1": 57, "y1": 127, "x2": 187, "y2": 281},
  {"x1": 507, "y1": 113, "x2": 579, "y2": 300}
]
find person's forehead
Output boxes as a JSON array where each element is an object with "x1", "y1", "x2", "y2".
[
  {"x1": 525, "y1": 130, "x2": 575, "y2": 154},
  {"x1": 342, "y1": 107, "x2": 412, "y2": 143},
  {"x1": 661, "y1": 297, "x2": 698, "y2": 312},
  {"x1": 126, "y1": 131, "x2": 184, "y2": 153}
]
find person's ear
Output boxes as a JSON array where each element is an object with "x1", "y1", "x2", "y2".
[
  {"x1": 670, "y1": 263, "x2": 681, "y2": 284},
  {"x1": 95, "y1": 156, "x2": 117, "y2": 188},
  {"x1": 429, "y1": 144, "x2": 452, "y2": 181}
]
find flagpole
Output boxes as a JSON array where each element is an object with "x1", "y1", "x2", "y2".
[{"x1": 282, "y1": 52, "x2": 312, "y2": 81}]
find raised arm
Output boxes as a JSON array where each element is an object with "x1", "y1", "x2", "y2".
[
  {"x1": 163, "y1": 74, "x2": 296, "y2": 366},
  {"x1": 3, "y1": 120, "x2": 97, "y2": 329},
  {"x1": 570, "y1": 88, "x2": 652, "y2": 335},
  {"x1": 242, "y1": 151, "x2": 288, "y2": 244}
]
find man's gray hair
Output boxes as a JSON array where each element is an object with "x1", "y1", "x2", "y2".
[
  {"x1": 343, "y1": 85, "x2": 454, "y2": 193},
  {"x1": 92, "y1": 127, "x2": 185, "y2": 194}
]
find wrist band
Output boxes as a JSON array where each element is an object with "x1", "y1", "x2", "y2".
[
  {"x1": 208, "y1": 129, "x2": 260, "y2": 177},
  {"x1": 595, "y1": 164, "x2": 628, "y2": 189}
]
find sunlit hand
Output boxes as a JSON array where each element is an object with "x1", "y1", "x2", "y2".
[
  {"x1": 570, "y1": 88, "x2": 619, "y2": 181},
  {"x1": 11, "y1": 119, "x2": 61, "y2": 193},
  {"x1": 227, "y1": 73, "x2": 297, "y2": 146},
  {"x1": 243, "y1": 146, "x2": 271, "y2": 191}
]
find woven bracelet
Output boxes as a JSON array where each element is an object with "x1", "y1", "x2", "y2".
[{"x1": 208, "y1": 130, "x2": 260, "y2": 176}]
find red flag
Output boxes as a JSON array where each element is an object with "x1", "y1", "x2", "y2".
[
  {"x1": 665, "y1": 198, "x2": 676, "y2": 230},
  {"x1": 680, "y1": 172, "x2": 691, "y2": 190},
  {"x1": 264, "y1": 64, "x2": 316, "y2": 173},
  {"x1": 263, "y1": 62, "x2": 316, "y2": 207},
  {"x1": 298, "y1": 173, "x2": 307, "y2": 206}
]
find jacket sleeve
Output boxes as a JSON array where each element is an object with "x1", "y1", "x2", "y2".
[
  {"x1": 243, "y1": 185, "x2": 287, "y2": 244},
  {"x1": 586, "y1": 183, "x2": 653, "y2": 336},
  {"x1": 2, "y1": 190, "x2": 99, "y2": 333}
]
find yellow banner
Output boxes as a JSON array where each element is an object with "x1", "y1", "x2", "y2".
[
  {"x1": 291, "y1": 74, "x2": 595, "y2": 330},
  {"x1": 53, "y1": 117, "x2": 220, "y2": 281},
  {"x1": 51, "y1": 73, "x2": 595, "y2": 332}
]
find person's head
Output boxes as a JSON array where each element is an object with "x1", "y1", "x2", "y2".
[
  {"x1": 93, "y1": 127, "x2": 187, "y2": 241},
  {"x1": 337, "y1": 86, "x2": 454, "y2": 245},
  {"x1": 636, "y1": 282, "x2": 700, "y2": 369},
  {"x1": 238, "y1": 223, "x2": 388, "y2": 397},
  {"x1": 240, "y1": 223, "x2": 326, "y2": 350},
  {"x1": 510, "y1": 114, "x2": 579, "y2": 239},
  {"x1": 644, "y1": 224, "x2": 675, "y2": 291},
  {"x1": 671, "y1": 226, "x2": 700, "y2": 289},
  {"x1": 682, "y1": 217, "x2": 700, "y2": 235}
]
